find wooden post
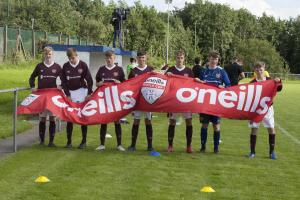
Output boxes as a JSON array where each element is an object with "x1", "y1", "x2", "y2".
[
  {"x1": 4, "y1": 25, "x2": 8, "y2": 60},
  {"x1": 13, "y1": 89, "x2": 18, "y2": 152},
  {"x1": 32, "y1": 29, "x2": 36, "y2": 59}
]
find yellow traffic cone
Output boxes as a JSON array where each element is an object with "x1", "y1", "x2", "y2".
[
  {"x1": 35, "y1": 176, "x2": 50, "y2": 183},
  {"x1": 200, "y1": 186, "x2": 215, "y2": 193}
]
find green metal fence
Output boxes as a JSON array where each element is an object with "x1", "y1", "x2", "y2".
[{"x1": 0, "y1": 25, "x2": 88, "y2": 61}]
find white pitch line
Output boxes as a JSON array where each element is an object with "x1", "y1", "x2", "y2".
[{"x1": 277, "y1": 124, "x2": 300, "y2": 145}]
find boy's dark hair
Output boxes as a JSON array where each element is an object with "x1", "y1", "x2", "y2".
[
  {"x1": 209, "y1": 51, "x2": 220, "y2": 59},
  {"x1": 130, "y1": 57, "x2": 136, "y2": 62},
  {"x1": 137, "y1": 50, "x2": 147, "y2": 57},
  {"x1": 105, "y1": 50, "x2": 115, "y2": 57},
  {"x1": 254, "y1": 61, "x2": 265, "y2": 69},
  {"x1": 232, "y1": 56, "x2": 238, "y2": 63},
  {"x1": 66, "y1": 48, "x2": 77, "y2": 58},
  {"x1": 194, "y1": 57, "x2": 201, "y2": 64}
]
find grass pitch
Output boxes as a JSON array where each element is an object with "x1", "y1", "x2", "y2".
[{"x1": 0, "y1": 67, "x2": 299, "y2": 199}]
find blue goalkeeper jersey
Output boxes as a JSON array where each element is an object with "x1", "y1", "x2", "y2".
[{"x1": 200, "y1": 66, "x2": 231, "y2": 87}]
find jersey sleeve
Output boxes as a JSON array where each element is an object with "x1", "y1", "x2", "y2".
[
  {"x1": 189, "y1": 68, "x2": 194, "y2": 78},
  {"x1": 29, "y1": 64, "x2": 39, "y2": 88},
  {"x1": 119, "y1": 67, "x2": 126, "y2": 82},
  {"x1": 95, "y1": 67, "x2": 103, "y2": 83},
  {"x1": 221, "y1": 69, "x2": 231, "y2": 87},
  {"x1": 238, "y1": 65, "x2": 244, "y2": 74},
  {"x1": 192, "y1": 66, "x2": 199, "y2": 78},
  {"x1": 60, "y1": 65, "x2": 70, "y2": 96},
  {"x1": 83, "y1": 64, "x2": 93, "y2": 95}
]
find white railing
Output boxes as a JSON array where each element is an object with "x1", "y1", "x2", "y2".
[
  {"x1": 0, "y1": 87, "x2": 30, "y2": 152},
  {"x1": 244, "y1": 72, "x2": 300, "y2": 81},
  {"x1": 0, "y1": 87, "x2": 62, "y2": 152}
]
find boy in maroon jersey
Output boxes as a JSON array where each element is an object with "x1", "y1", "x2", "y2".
[
  {"x1": 95, "y1": 50, "x2": 126, "y2": 151},
  {"x1": 127, "y1": 50, "x2": 154, "y2": 152},
  {"x1": 165, "y1": 50, "x2": 194, "y2": 153},
  {"x1": 248, "y1": 61, "x2": 282, "y2": 160},
  {"x1": 61, "y1": 48, "x2": 93, "y2": 149},
  {"x1": 29, "y1": 46, "x2": 62, "y2": 147}
]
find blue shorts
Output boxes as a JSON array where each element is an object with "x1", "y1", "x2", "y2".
[{"x1": 200, "y1": 114, "x2": 221, "y2": 125}]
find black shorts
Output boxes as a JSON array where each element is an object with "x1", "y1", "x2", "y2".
[{"x1": 199, "y1": 113, "x2": 221, "y2": 125}]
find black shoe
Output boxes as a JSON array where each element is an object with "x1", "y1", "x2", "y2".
[
  {"x1": 48, "y1": 142, "x2": 56, "y2": 147},
  {"x1": 64, "y1": 143, "x2": 72, "y2": 148},
  {"x1": 214, "y1": 147, "x2": 219, "y2": 154},
  {"x1": 39, "y1": 141, "x2": 45, "y2": 146},
  {"x1": 147, "y1": 146, "x2": 154, "y2": 151},
  {"x1": 127, "y1": 145, "x2": 136, "y2": 152},
  {"x1": 78, "y1": 142, "x2": 86, "y2": 149},
  {"x1": 200, "y1": 146, "x2": 206, "y2": 153}
]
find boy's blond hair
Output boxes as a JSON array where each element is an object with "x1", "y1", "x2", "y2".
[
  {"x1": 105, "y1": 50, "x2": 115, "y2": 57},
  {"x1": 43, "y1": 46, "x2": 53, "y2": 55},
  {"x1": 175, "y1": 50, "x2": 185, "y2": 57}
]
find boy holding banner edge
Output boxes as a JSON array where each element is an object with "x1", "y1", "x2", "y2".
[
  {"x1": 248, "y1": 61, "x2": 282, "y2": 159},
  {"x1": 29, "y1": 46, "x2": 62, "y2": 147}
]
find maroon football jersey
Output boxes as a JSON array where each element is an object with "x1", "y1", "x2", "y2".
[
  {"x1": 61, "y1": 60, "x2": 93, "y2": 96},
  {"x1": 166, "y1": 66, "x2": 194, "y2": 78},
  {"x1": 29, "y1": 62, "x2": 62, "y2": 89},
  {"x1": 95, "y1": 65, "x2": 125, "y2": 83},
  {"x1": 128, "y1": 65, "x2": 154, "y2": 79}
]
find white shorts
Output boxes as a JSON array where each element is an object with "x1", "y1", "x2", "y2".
[
  {"x1": 249, "y1": 106, "x2": 275, "y2": 128},
  {"x1": 70, "y1": 88, "x2": 88, "y2": 103},
  {"x1": 169, "y1": 113, "x2": 192, "y2": 120},
  {"x1": 133, "y1": 111, "x2": 152, "y2": 120},
  {"x1": 39, "y1": 109, "x2": 54, "y2": 118}
]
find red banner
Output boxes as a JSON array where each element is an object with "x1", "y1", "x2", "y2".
[{"x1": 18, "y1": 72, "x2": 281, "y2": 125}]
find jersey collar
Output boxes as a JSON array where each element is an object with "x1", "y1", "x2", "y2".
[
  {"x1": 137, "y1": 65, "x2": 148, "y2": 71},
  {"x1": 69, "y1": 59, "x2": 80, "y2": 68},
  {"x1": 175, "y1": 65, "x2": 185, "y2": 71},
  {"x1": 43, "y1": 61, "x2": 55, "y2": 68}
]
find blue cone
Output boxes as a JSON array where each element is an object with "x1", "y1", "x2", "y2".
[{"x1": 150, "y1": 151, "x2": 161, "y2": 157}]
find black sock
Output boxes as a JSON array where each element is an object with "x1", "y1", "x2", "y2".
[
  {"x1": 81, "y1": 125, "x2": 87, "y2": 144},
  {"x1": 269, "y1": 134, "x2": 275, "y2": 154},
  {"x1": 100, "y1": 124, "x2": 107, "y2": 145},
  {"x1": 115, "y1": 123, "x2": 122, "y2": 146},
  {"x1": 131, "y1": 124, "x2": 139, "y2": 147},
  {"x1": 49, "y1": 121, "x2": 56, "y2": 144},
  {"x1": 39, "y1": 121, "x2": 46, "y2": 143},
  {"x1": 146, "y1": 124, "x2": 153, "y2": 149},
  {"x1": 186, "y1": 125, "x2": 193, "y2": 147},
  {"x1": 213, "y1": 131, "x2": 220, "y2": 150},
  {"x1": 168, "y1": 125, "x2": 175, "y2": 146},
  {"x1": 250, "y1": 134, "x2": 257, "y2": 154},
  {"x1": 200, "y1": 127, "x2": 208, "y2": 148},
  {"x1": 66, "y1": 122, "x2": 73, "y2": 145}
]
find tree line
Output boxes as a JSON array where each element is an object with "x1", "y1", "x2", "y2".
[{"x1": 1, "y1": 0, "x2": 299, "y2": 73}]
